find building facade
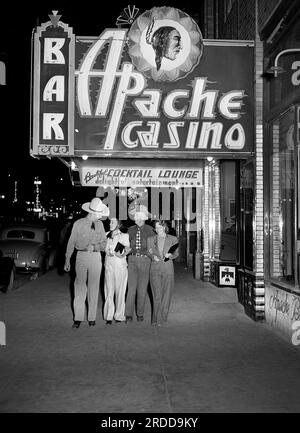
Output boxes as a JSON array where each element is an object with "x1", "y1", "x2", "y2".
[
  {"x1": 30, "y1": 5, "x2": 257, "y2": 309},
  {"x1": 259, "y1": 0, "x2": 300, "y2": 341},
  {"x1": 30, "y1": 2, "x2": 300, "y2": 339},
  {"x1": 200, "y1": 0, "x2": 264, "y2": 320},
  {"x1": 203, "y1": 0, "x2": 300, "y2": 339}
]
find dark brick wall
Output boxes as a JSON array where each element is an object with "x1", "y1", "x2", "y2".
[
  {"x1": 221, "y1": 1, "x2": 239, "y2": 39},
  {"x1": 202, "y1": 0, "x2": 298, "y2": 41},
  {"x1": 237, "y1": 0, "x2": 256, "y2": 39},
  {"x1": 204, "y1": 0, "x2": 216, "y2": 38},
  {"x1": 215, "y1": 0, "x2": 255, "y2": 40},
  {"x1": 257, "y1": 0, "x2": 284, "y2": 33}
]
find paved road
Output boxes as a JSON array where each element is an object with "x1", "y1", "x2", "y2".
[
  {"x1": 1, "y1": 272, "x2": 37, "y2": 293},
  {"x1": 1, "y1": 265, "x2": 300, "y2": 413}
]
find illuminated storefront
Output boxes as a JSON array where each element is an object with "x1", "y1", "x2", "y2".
[
  {"x1": 30, "y1": 7, "x2": 260, "y2": 316},
  {"x1": 261, "y1": 0, "x2": 300, "y2": 339}
]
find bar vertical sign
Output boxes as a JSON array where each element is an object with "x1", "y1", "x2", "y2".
[{"x1": 32, "y1": 13, "x2": 75, "y2": 156}]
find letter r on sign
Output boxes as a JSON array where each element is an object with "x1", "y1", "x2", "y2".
[{"x1": 43, "y1": 113, "x2": 65, "y2": 140}]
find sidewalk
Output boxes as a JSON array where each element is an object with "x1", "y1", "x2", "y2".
[{"x1": 1, "y1": 264, "x2": 300, "y2": 413}]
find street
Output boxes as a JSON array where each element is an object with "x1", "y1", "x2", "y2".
[{"x1": 1, "y1": 264, "x2": 300, "y2": 413}]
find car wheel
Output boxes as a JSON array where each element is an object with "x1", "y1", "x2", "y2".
[
  {"x1": 44, "y1": 257, "x2": 50, "y2": 273},
  {"x1": 40, "y1": 258, "x2": 49, "y2": 275},
  {"x1": 48, "y1": 250, "x2": 56, "y2": 269},
  {"x1": 35, "y1": 258, "x2": 49, "y2": 278},
  {"x1": 5, "y1": 265, "x2": 15, "y2": 292}
]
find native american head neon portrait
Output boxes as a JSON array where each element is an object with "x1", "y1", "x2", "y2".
[
  {"x1": 128, "y1": 7, "x2": 203, "y2": 82},
  {"x1": 146, "y1": 20, "x2": 182, "y2": 71}
]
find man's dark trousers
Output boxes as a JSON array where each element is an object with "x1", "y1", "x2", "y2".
[{"x1": 126, "y1": 255, "x2": 151, "y2": 318}]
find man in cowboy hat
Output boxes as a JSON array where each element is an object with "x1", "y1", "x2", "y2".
[
  {"x1": 64, "y1": 197, "x2": 109, "y2": 328},
  {"x1": 125, "y1": 203, "x2": 154, "y2": 323}
]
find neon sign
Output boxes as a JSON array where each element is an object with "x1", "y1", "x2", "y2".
[
  {"x1": 81, "y1": 166, "x2": 203, "y2": 188},
  {"x1": 31, "y1": 7, "x2": 254, "y2": 157}
]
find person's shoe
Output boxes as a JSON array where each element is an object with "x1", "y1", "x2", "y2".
[
  {"x1": 151, "y1": 322, "x2": 157, "y2": 326},
  {"x1": 106, "y1": 320, "x2": 112, "y2": 325},
  {"x1": 72, "y1": 321, "x2": 81, "y2": 329},
  {"x1": 114, "y1": 320, "x2": 123, "y2": 323},
  {"x1": 88, "y1": 321, "x2": 96, "y2": 326},
  {"x1": 125, "y1": 316, "x2": 133, "y2": 323},
  {"x1": 137, "y1": 316, "x2": 144, "y2": 322}
]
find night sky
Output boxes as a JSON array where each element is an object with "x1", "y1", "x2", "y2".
[{"x1": 0, "y1": 0, "x2": 202, "y2": 205}]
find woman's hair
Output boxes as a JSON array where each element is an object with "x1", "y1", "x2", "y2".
[
  {"x1": 151, "y1": 26, "x2": 177, "y2": 71},
  {"x1": 107, "y1": 218, "x2": 124, "y2": 238},
  {"x1": 153, "y1": 219, "x2": 169, "y2": 234}
]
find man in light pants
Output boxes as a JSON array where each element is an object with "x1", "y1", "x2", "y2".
[{"x1": 64, "y1": 197, "x2": 109, "y2": 328}]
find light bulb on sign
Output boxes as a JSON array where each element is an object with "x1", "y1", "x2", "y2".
[{"x1": 70, "y1": 161, "x2": 77, "y2": 170}]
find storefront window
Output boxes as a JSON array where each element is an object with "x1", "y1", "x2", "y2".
[
  {"x1": 270, "y1": 108, "x2": 295, "y2": 284},
  {"x1": 220, "y1": 161, "x2": 237, "y2": 262},
  {"x1": 241, "y1": 161, "x2": 254, "y2": 270}
]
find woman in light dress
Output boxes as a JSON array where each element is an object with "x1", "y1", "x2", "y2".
[{"x1": 103, "y1": 218, "x2": 130, "y2": 325}]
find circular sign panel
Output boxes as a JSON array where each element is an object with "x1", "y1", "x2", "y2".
[{"x1": 128, "y1": 7, "x2": 203, "y2": 82}]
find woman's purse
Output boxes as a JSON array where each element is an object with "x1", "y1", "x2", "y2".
[{"x1": 114, "y1": 242, "x2": 125, "y2": 254}]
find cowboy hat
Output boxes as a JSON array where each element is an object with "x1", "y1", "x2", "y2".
[
  {"x1": 82, "y1": 197, "x2": 110, "y2": 217},
  {"x1": 128, "y1": 203, "x2": 151, "y2": 220}
]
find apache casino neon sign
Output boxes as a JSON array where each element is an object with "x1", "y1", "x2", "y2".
[{"x1": 31, "y1": 8, "x2": 254, "y2": 157}]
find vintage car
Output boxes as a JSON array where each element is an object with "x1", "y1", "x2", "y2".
[{"x1": 0, "y1": 224, "x2": 56, "y2": 275}]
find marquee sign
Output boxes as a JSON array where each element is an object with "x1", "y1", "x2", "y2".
[
  {"x1": 31, "y1": 8, "x2": 254, "y2": 158},
  {"x1": 81, "y1": 166, "x2": 203, "y2": 188}
]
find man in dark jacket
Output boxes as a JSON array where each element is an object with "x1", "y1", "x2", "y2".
[{"x1": 125, "y1": 204, "x2": 154, "y2": 323}]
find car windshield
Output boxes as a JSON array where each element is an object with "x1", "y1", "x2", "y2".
[{"x1": 6, "y1": 230, "x2": 35, "y2": 240}]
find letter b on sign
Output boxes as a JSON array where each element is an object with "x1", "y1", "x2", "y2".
[{"x1": 0, "y1": 321, "x2": 6, "y2": 346}]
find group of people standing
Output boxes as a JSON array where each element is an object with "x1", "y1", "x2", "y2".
[{"x1": 64, "y1": 197, "x2": 179, "y2": 329}]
